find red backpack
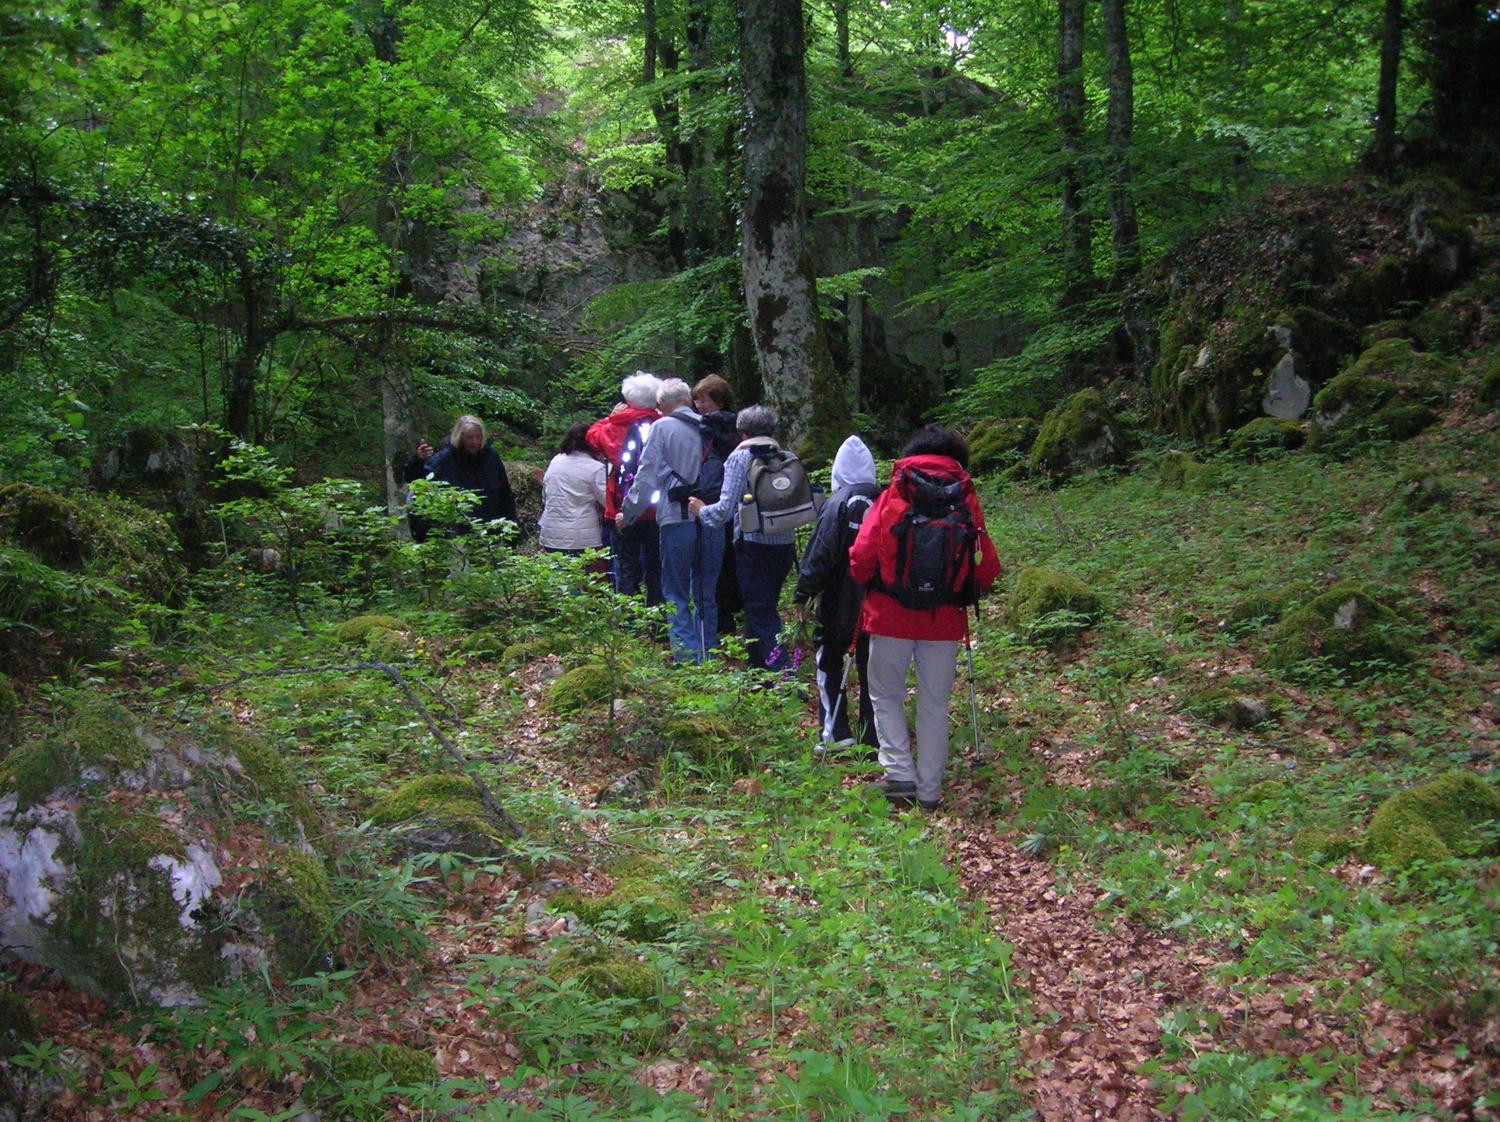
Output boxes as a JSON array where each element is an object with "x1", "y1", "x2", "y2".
[{"x1": 879, "y1": 468, "x2": 984, "y2": 610}]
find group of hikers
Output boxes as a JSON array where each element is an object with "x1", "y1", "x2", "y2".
[{"x1": 403, "y1": 372, "x2": 999, "y2": 811}]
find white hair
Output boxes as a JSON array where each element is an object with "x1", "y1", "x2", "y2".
[
  {"x1": 621, "y1": 371, "x2": 663, "y2": 409},
  {"x1": 657, "y1": 378, "x2": 692, "y2": 411}
]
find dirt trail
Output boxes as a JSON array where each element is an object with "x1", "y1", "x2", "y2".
[{"x1": 938, "y1": 782, "x2": 1499, "y2": 1122}]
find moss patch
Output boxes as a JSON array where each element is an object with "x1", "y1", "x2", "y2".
[
  {"x1": 550, "y1": 875, "x2": 691, "y2": 942},
  {"x1": 545, "y1": 663, "x2": 618, "y2": 714},
  {"x1": 547, "y1": 938, "x2": 662, "y2": 1001},
  {"x1": 1228, "y1": 418, "x2": 1305, "y2": 459},
  {"x1": 249, "y1": 846, "x2": 334, "y2": 975},
  {"x1": 1309, "y1": 339, "x2": 1453, "y2": 451},
  {"x1": 1267, "y1": 583, "x2": 1414, "y2": 677},
  {"x1": 1365, "y1": 771, "x2": 1500, "y2": 870},
  {"x1": 1026, "y1": 390, "x2": 1129, "y2": 479},
  {"x1": 1008, "y1": 567, "x2": 1103, "y2": 645},
  {"x1": 334, "y1": 615, "x2": 407, "y2": 644},
  {"x1": 0, "y1": 694, "x2": 149, "y2": 809}
]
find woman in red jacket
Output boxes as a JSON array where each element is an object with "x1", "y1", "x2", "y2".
[{"x1": 848, "y1": 425, "x2": 1000, "y2": 810}]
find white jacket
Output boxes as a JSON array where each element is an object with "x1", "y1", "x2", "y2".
[{"x1": 538, "y1": 452, "x2": 607, "y2": 550}]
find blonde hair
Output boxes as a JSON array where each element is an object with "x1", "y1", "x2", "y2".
[{"x1": 450, "y1": 414, "x2": 486, "y2": 445}]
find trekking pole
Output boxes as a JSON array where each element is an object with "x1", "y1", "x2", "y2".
[{"x1": 965, "y1": 609, "x2": 984, "y2": 771}]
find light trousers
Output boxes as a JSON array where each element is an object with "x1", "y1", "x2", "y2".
[{"x1": 866, "y1": 634, "x2": 959, "y2": 803}]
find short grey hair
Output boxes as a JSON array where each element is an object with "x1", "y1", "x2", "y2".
[
  {"x1": 737, "y1": 404, "x2": 776, "y2": 438},
  {"x1": 621, "y1": 371, "x2": 663, "y2": 409},
  {"x1": 657, "y1": 378, "x2": 692, "y2": 411}
]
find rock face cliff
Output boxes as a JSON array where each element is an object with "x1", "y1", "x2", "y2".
[{"x1": 449, "y1": 90, "x2": 1020, "y2": 435}]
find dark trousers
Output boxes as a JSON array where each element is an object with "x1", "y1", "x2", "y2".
[
  {"x1": 815, "y1": 631, "x2": 876, "y2": 746},
  {"x1": 610, "y1": 519, "x2": 663, "y2": 606},
  {"x1": 716, "y1": 527, "x2": 741, "y2": 641},
  {"x1": 735, "y1": 539, "x2": 795, "y2": 670}
]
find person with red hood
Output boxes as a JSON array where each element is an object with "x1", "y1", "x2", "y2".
[
  {"x1": 848, "y1": 424, "x2": 1000, "y2": 810},
  {"x1": 587, "y1": 372, "x2": 663, "y2": 605}
]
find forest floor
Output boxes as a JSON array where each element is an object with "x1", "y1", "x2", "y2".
[{"x1": 6, "y1": 397, "x2": 1500, "y2": 1121}]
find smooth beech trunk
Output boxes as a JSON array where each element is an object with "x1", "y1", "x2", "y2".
[{"x1": 738, "y1": 0, "x2": 845, "y2": 454}]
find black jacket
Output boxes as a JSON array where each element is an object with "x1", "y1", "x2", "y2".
[
  {"x1": 424, "y1": 440, "x2": 518, "y2": 528},
  {"x1": 794, "y1": 481, "x2": 880, "y2": 646}
]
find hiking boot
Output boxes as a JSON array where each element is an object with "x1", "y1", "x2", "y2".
[
  {"x1": 917, "y1": 797, "x2": 942, "y2": 811},
  {"x1": 869, "y1": 778, "x2": 916, "y2": 804}
]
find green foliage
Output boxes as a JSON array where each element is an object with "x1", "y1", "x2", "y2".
[{"x1": 1228, "y1": 417, "x2": 1306, "y2": 459}]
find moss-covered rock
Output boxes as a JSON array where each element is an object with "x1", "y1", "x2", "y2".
[
  {"x1": 334, "y1": 615, "x2": 407, "y2": 644},
  {"x1": 1267, "y1": 583, "x2": 1414, "y2": 677},
  {"x1": 1026, "y1": 390, "x2": 1130, "y2": 480},
  {"x1": 369, "y1": 773, "x2": 505, "y2": 857},
  {"x1": 550, "y1": 875, "x2": 691, "y2": 942},
  {"x1": 507, "y1": 460, "x2": 545, "y2": 532},
  {"x1": 1309, "y1": 339, "x2": 1453, "y2": 451},
  {"x1": 545, "y1": 663, "x2": 618, "y2": 714},
  {"x1": 1156, "y1": 450, "x2": 1213, "y2": 489},
  {"x1": 1008, "y1": 568, "x2": 1103, "y2": 644},
  {"x1": 457, "y1": 624, "x2": 511, "y2": 658},
  {"x1": 0, "y1": 673, "x2": 18, "y2": 749},
  {"x1": 1156, "y1": 317, "x2": 1281, "y2": 442},
  {"x1": 1360, "y1": 319, "x2": 1411, "y2": 348},
  {"x1": 1365, "y1": 771, "x2": 1500, "y2": 870},
  {"x1": 0, "y1": 694, "x2": 149, "y2": 810},
  {"x1": 1291, "y1": 826, "x2": 1358, "y2": 863},
  {"x1": 547, "y1": 938, "x2": 663, "y2": 1000},
  {"x1": 1228, "y1": 418, "x2": 1305, "y2": 459},
  {"x1": 967, "y1": 418, "x2": 1039, "y2": 475},
  {"x1": 0, "y1": 697, "x2": 335, "y2": 1007}
]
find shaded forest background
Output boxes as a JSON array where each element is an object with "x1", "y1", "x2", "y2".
[{"x1": 4, "y1": 0, "x2": 1496, "y2": 498}]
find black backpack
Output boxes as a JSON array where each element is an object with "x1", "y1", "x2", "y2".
[
  {"x1": 613, "y1": 418, "x2": 653, "y2": 500},
  {"x1": 884, "y1": 469, "x2": 981, "y2": 611},
  {"x1": 661, "y1": 413, "x2": 733, "y2": 509}
]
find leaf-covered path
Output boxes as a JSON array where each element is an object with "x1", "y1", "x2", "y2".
[{"x1": 935, "y1": 759, "x2": 1500, "y2": 1122}]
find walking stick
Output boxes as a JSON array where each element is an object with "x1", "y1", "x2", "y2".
[{"x1": 965, "y1": 609, "x2": 984, "y2": 770}]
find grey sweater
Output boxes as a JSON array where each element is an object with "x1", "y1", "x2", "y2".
[{"x1": 620, "y1": 407, "x2": 703, "y2": 528}]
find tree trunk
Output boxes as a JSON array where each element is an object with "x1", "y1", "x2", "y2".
[
  {"x1": 1057, "y1": 0, "x2": 1093, "y2": 305},
  {"x1": 1370, "y1": 0, "x2": 1403, "y2": 167},
  {"x1": 834, "y1": 0, "x2": 853, "y2": 78},
  {"x1": 1101, "y1": 0, "x2": 1139, "y2": 285},
  {"x1": 738, "y1": 0, "x2": 846, "y2": 455}
]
